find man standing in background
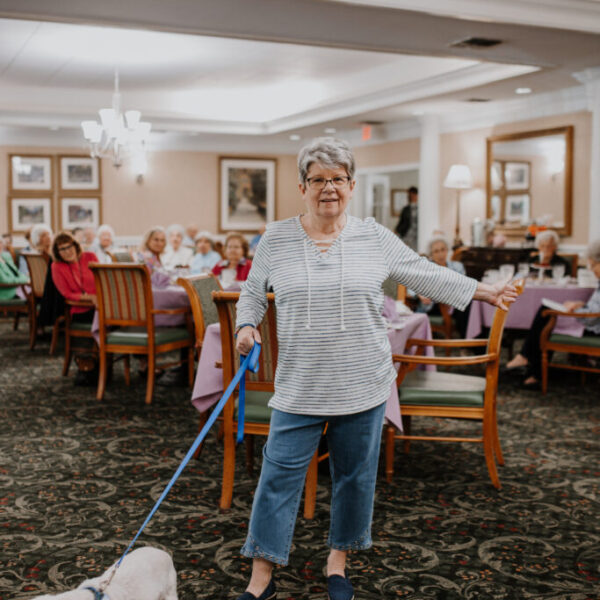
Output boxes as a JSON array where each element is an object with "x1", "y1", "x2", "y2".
[{"x1": 395, "y1": 186, "x2": 419, "y2": 251}]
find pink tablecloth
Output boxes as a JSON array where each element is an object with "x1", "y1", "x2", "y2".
[
  {"x1": 466, "y1": 283, "x2": 596, "y2": 339},
  {"x1": 91, "y1": 286, "x2": 190, "y2": 340},
  {"x1": 191, "y1": 312, "x2": 434, "y2": 431}
]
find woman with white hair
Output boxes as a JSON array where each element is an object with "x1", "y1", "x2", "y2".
[
  {"x1": 233, "y1": 137, "x2": 517, "y2": 600},
  {"x1": 162, "y1": 224, "x2": 193, "y2": 269},
  {"x1": 507, "y1": 239, "x2": 600, "y2": 389},
  {"x1": 30, "y1": 224, "x2": 53, "y2": 258},
  {"x1": 528, "y1": 229, "x2": 571, "y2": 277},
  {"x1": 89, "y1": 224, "x2": 115, "y2": 264},
  {"x1": 190, "y1": 231, "x2": 221, "y2": 274},
  {"x1": 134, "y1": 226, "x2": 167, "y2": 273}
]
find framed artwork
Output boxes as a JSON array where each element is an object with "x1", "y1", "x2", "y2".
[
  {"x1": 9, "y1": 155, "x2": 53, "y2": 191},
  {"x1": 390, "y1": 188, "x2": 408, "y2": 217},
  {"x1": 504, "y1": 161, "x2": 530, "y2": 190},
  {"x1": 505, "y1": 194, "x2": 530, "y2": 224},
  {"x1": 60, "y1": 197, "x2": 101, "y2": 230},
  {"x1": 219, "y1": 157, "x2": 276, "y2": 231},
  {"x1": 59, "y1": 156, "x2": 101, "y2": 191},
  {"x1": 9, "y1": 197, "x2": 52, "y2": 233}
]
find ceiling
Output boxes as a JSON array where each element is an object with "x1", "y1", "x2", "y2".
[{"x1": 0, "y1": 0, "x2": 598, "y2": 153}]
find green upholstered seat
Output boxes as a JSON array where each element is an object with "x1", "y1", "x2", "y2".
[
  {"x1": 70, "y1": 320, "x2": 93, "y2": 332},
  {"x1": 0, "y1": 297, "x2": 26, "y2": 306},
  {"x1": 234, "y1": 390, "x2": 273, "y2": 424},
  {"x1": 106, "y1": 326, "x2": 192, "y2": 346},
  {"x1": 549, "y1": 333, "x2": 600, "y2": 348},
  {"x1": 399, "y1": 370, "x2": 485, "y2": 407},
  {"x1": 428, "y1": 315, "x2": 444, "y2": 326}
]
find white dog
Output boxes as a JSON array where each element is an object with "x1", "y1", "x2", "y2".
[{"x1": 32, "y1": 546, "x2": 177, "y2": 600}]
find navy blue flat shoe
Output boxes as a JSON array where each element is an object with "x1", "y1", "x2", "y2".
[
  {"x1": 327, "y1": 572, "x2": 354, "y2": 600},
  {"x1": 236, "y1": 578, "x2": 276, "y2": 600}
]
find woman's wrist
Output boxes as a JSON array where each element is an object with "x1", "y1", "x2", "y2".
[{"x1": 234, "y1": 323, "x2": 255, "y2": 337}]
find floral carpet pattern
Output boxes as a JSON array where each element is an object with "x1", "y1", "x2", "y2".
[{"x1": 1, "y1": 320, "x2": 599, "y2": 600}]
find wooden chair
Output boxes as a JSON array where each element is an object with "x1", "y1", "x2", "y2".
[
  {"x1": 385, "y1": 284, "x2": 523, "y2": 489},
  {"x1": 90, "y1": 263, "x2": 195, "y2": 404},
  {"x1": 213, "y1": 291, "x2": 324, "y2": 519},
  {"x1": 61, "y1": 299, "x2": 98, "y2": 376},
  {"x1": 382, "y1": 278, "x2": 407, "y2": 303},
  {"x1": 540, "y1": 309, "x2": 600, "y2": 393},
  {"x1": 557, "y1": 253, "x2": 578, "y2": 276},
  {"x1": 0, "y1": 283, "x2": 29, "y2": 330},
  {"x1": 22, "y1": 252, "x2": 50, "y2": 350},
  {"x1": 429, "y1": 304, "x2": 454, "y2": 342},
  {"x1": 107, "y1": 250, "x2": 134, "y2": 263}
]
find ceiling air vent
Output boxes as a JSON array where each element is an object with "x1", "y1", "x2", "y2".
[
  {"x1": 466, "y1": 98, "x2": 491, "y2": 103},
  {"x1": 450, "y1": 37, "x2": 502, "y2": 49}
]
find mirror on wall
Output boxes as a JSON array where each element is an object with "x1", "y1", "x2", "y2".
[{"x1": 486, "y1": 126, "x2": 573, "y2": 236}]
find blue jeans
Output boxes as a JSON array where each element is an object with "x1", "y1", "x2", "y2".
[{"x1": 241, "y1": 402, "x2": 386, "y2": 566}]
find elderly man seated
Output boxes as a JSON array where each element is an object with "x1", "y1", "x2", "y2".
[{"x1": 528, "y1": 230, "x2": 571, "y2": 277}]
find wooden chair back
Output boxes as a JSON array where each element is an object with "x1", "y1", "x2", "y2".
[
  {"x1": 382, "y1": 278, "x2": 407, "y2": 302},
  {"x1": 22, "y1": 252, "x2": 49, "y2": 298},
  {"x1": 177, "y1": 273, "x2": 222, "y2": 345},
  {"x1": 108, "y1": 250, "x2": 134, "y2": 263},
  {"x1": 213, "y1": 291, "x2": 277, "y2": 392},
  {"x1": 557, "y1": 253, "x2": 578, "y2": 275}
]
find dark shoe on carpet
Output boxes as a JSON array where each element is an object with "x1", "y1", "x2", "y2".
[
  {"x1": 74, "y1": 369, "x2": 96, "y2": 387},
  {"x1": 236, "y1": 578, "x2": 276, "y2": 600},
  {"x1": 327, "y1": 572, "x2": 354, "y2": 600}
]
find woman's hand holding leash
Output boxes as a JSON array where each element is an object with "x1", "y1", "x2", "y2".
[{"x1": 236, "y1": 326, "x2": 262, "y2": 355}]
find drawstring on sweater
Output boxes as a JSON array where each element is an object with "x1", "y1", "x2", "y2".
[{"x1": 303, "y1": 237, "x2": 346, "y2": 332}]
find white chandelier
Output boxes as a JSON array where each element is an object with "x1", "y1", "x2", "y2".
[{"x1": 81, "y1": 70, "x2": 151, "y2": 170}]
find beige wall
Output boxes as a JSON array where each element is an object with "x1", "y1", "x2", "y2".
[
  {"x1": 1, "y1": 145, "x2": 300, "y2": 239},
  {"x1": 1, "y1": 110, "x2": 591, "y2": 244}
]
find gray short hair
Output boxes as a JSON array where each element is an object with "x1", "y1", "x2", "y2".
[
  {"x1": 297, "y1": 137, "x2": 355, "y2": 184},
  {"x1": 535, "y1": 230, "x2": 559, "y2": 247},
  {"x1": 30, "y1": 224, "x2": 52, "y2": 247},
  {"x1": 166, "y1": 223, "x2": 185, "y2": 237},
  {"x1": 426, "y1": 235, "x2": 450, "y2": 257},
  {"x1": 587, "y1": 239, "x2": 600, "y2": 263}
]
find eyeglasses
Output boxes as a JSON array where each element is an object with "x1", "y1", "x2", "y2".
[
  {"x1": 57, "y1": 243, "x2": 74, "y2": 252},
  {"x1": 305, "y1": 176, "x2": 351, "y2": 191}
]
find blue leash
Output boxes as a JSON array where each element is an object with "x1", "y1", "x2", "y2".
[{"x1": 115, "y1": 342, "x2": 261, "y2": 568}]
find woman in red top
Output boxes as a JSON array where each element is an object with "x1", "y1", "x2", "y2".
[
  {"x1": 212, "y1": 232, "x2": 252, "y2": 284},
  {"x1": 51, "y1": 231, "x2": 98, "y2": 323}
]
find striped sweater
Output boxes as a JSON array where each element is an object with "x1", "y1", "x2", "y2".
[{"x1": 236, "y1": 215, "x2": 478, "y2": 416}]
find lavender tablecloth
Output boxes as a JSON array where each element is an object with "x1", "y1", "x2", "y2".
[
  {"x1": 466, "y1": 283, "x2": 596, "y2": 339},
  {"x1": 191, "y1": 307, "x2": 434, "y2": 431},
  {"x1": 91, "y1": 286, "x2": 190, "y2": 340}
]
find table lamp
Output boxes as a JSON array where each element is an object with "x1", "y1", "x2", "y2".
[{"x1": 443, "y1": 164, "x2": 473, "y2": 249}]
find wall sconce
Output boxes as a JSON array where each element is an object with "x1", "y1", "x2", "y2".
[{"x1": 443, "y1": 164, "x2": 473, "y2": 249}]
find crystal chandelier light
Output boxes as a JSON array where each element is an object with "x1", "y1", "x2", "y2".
[{"x1": 81, "y1": 70, "x2": 151, "y2": 169}]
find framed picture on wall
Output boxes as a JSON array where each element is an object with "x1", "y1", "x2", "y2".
[
  {"x1": 9, "y1": 197, "x2": 52, "y2": 233},
  {"x1": 59, "y1": 156, "x2": 101, "y2": 191},
  {"x1": 390, "y1": 188, "x2": 408, "y2": 217},
  {"x1": 60, "y1": 197, "x2": 101, "y2": 230},
  {"x1": 9, "y1": 155, "x2": 53, "y2": 192},
  {"x1": 219, "y1": 157, "x2": 276, "y2": 231},
  {"x1": 505, "y1": 194, "x2": 530, "y2": 224},
  {"x1": 504, "y1": 161, "x2": 530, "y2": 190}
]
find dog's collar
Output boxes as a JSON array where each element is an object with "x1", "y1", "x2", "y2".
[{"x1": 84, "y1": 586, "x2": 110, "y2": 600}]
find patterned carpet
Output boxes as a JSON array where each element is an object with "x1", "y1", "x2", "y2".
[{"x1": 1, "y1": 319, "x2": 599, "y2": 600}]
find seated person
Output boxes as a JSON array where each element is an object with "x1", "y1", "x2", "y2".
[
  {"x1": 18, "y1": 228, "x2": 33, "y2": 274},
  {"x1": 507, "y1": 239, "x2": 600, "y2": 389},
  {"x1": 31, "y1": 224, "x2": 53, "y2": 259},
  {"x1": 50, "y1": 231, "x2": 98, "y2": 324},
  {"x1": 0, "y1": 236, "x2": 29, "y2": 300},
  {"x1": 190, "y1": 231, "x2": 221, "y2": 274},
  {"x1": 134, "y1": 226, "x2": 167, "y2": 273},
  {"x1": 162, "y1": 224, "x2": 193, "y2": 269},
  {"x1": 528, "y1": 230, "x2": 571, "y2": 277},
  {"x1": 249, "y1": 224, "x2": 266, "y2": 256},
  {"x1": 412, "y1": 235, "x2": 469, "y2": 336},
  {"x1": 212, "y1": 232, "x2": 252, "y2": 283},
  {"x1": 89, "y1": 224, "x2": 115, "y2": 264}
]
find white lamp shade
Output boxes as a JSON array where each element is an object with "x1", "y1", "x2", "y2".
[
  {"x1": 81, "y1": 120, "x2": 102, "y2": 143},
  {"x1": 444, "y1": 164, "x2": 472, "y2": 189},
  {"x1": 125, "y1": 110, "x2": 141, "y2": 130},
  {"x1": 98, "y1": 108, "x2": 116, "y2": 130}
]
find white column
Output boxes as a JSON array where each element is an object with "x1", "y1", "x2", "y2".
[
  {"x1": 417, "y1": 114, "x2": 440, "y2": 253},
  {"x1": 573, "y1": 67, "x2": 600, "y2": 243}
]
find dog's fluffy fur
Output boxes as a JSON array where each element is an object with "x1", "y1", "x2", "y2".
[{"x1": 32, "y1": 546, "x2": 177, "y2": 600}]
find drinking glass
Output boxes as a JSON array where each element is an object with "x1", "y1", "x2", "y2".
[
  {"x1": 499, "y1": 264, "x2": 515, "y2": 280},
  {"x1": 552, "y1": 264, "x2": 565, "y2": 281},
  {"x1": 517, "y1": 262, "x2": 530, "y2": 278}
]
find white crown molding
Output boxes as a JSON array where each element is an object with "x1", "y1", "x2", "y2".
[{"x1": 329, "y1": 0, "x2": 600, "y2": 34}]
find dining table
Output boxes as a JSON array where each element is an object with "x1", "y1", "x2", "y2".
[
  {"x1": 466, "y1": 280, "x2": 596, "y2": 339},
  {"x1": 190, "y1": 296, "x2": 434, "y2": 431}
]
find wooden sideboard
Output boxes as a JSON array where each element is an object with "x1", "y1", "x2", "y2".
[{"x1": 453, "y1": 246, "x2": 532, "y2": 281}]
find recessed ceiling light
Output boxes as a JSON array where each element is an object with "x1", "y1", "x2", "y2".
[
  {"x1": 324, "y1": 127, "x2": 336, "y2": 134},
  {"x1": 515, "y1": 87, "x2": 532, "y2": 95},
  {"x1": 289, "y1": 134, "x2": 301, "y2": 141}
]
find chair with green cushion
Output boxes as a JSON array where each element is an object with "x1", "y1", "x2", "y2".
[
  {"x1": 107, "y1": 250, "x2": 134, "y2": 263},
  {"x1": 89, "y1": 263, "x2": 194, "y2": 405},
  {"x1": 0, "y1": 284, "x2": 29, "y2": 331},
  {"x1": 385, "y1": 281, "x2": 524, "y2": 489},
  {"x1": 540, "y1": 308, "x2": 600, "y2": 394},
  {"x1": 213, "y1": 291, "x2": 323, "y2": 519}
]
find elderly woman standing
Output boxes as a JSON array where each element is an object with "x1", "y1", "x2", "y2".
[
  {"x1": 528, "y1": 230, "x2": 571, "y2": 277},
  {"x1": 234, "y1": 138, "x2": 516, "y2": 600}
]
